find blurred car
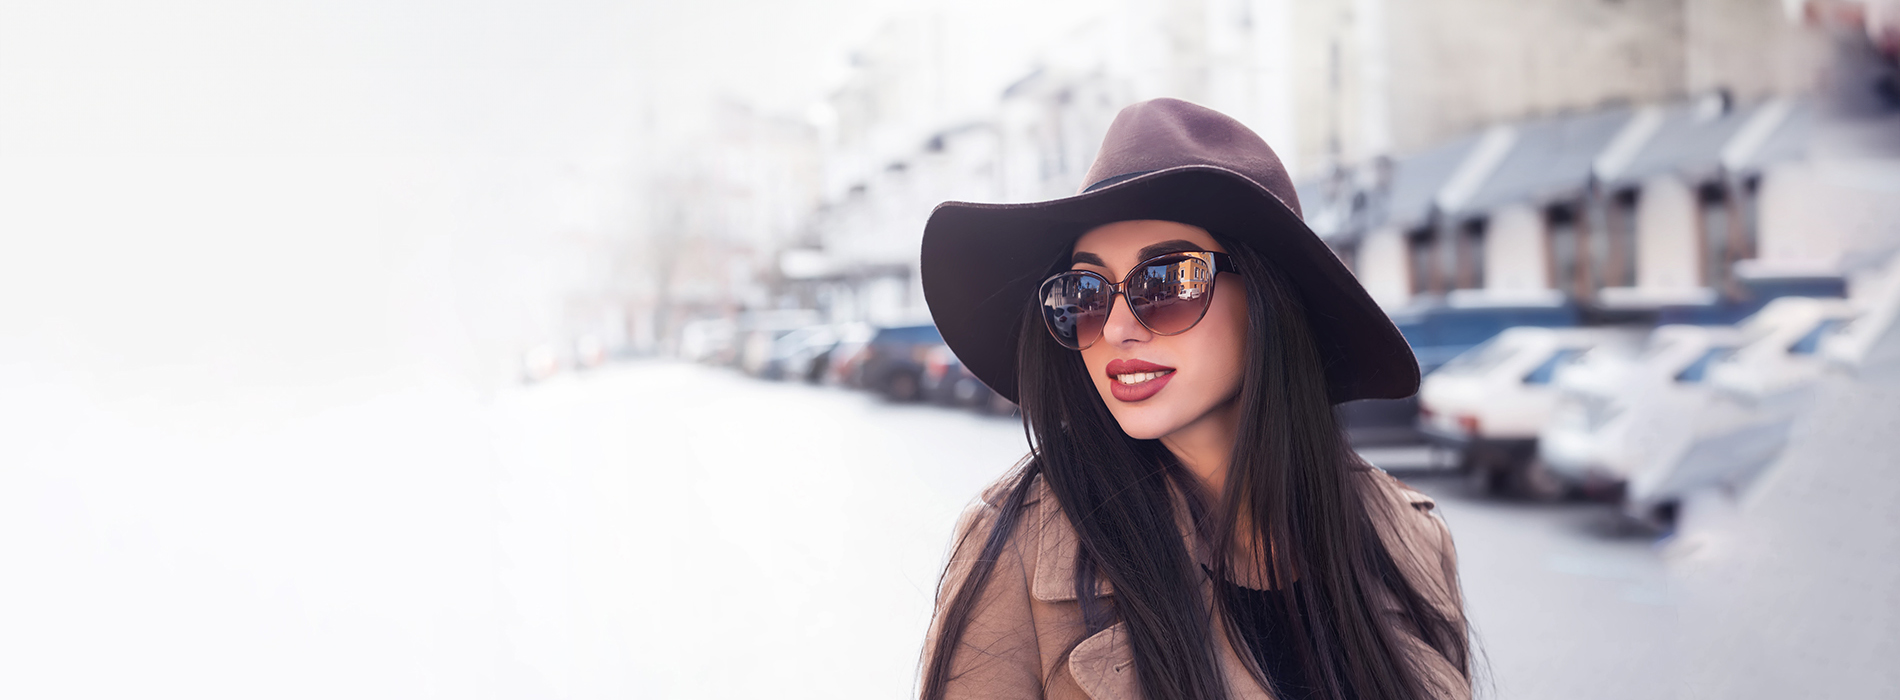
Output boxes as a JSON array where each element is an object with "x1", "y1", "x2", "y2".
[
  {"x1": 521, "y1": 342, "x2": 568, "y2": 384},
  {"x1": 821, "y1": 324, "x2": 879, "y2": 386},
  {"x1": 757, "y1": 324, "x2": 834, "y2": 380},
  {"x1": 736, "y1": 309, "x2": 822, "y2": 375},
  {"x1": 922, "y1": 345, "x2": 1016, "y2": 414},
  {"x1": 824, "y1": 334, "x2": 872, "y2": 387},
  {"x1": 677, "y1": 318, "x2": 737, "y2": 364},
  {"x1": 1417, "y1": 325, "x2": 1645, "y2": 495},
  {"x1": 760, "y1": 322, "x2": 872, "y2": 382},
  {"x1": 1623, "y1": 296, "x2": 1858, "y2": 526},
  {"x1": 1537, "y1": 324, "x2": 1746, "y2": 496},
  {"x1": 1822, "y1": 254, "x2": 1900, "y2": 369},
  {"x1": 1337, "y1": 300, "x2": 1582, "y2": 447},
  {"x1": 854, "y1": 323, "x2": 944, "y2": 401},
  {"x1": 574, "y1": 334, "x2": 608, "y2": 370}
]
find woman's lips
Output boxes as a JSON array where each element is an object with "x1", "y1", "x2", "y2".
[{"x1": 1105, "y1": 359, "x2": 1177, "y2": 403}]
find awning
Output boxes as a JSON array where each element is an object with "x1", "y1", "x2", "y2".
[{"x1": 1448, "y1": 107, "x2": 1634, "y2": 216}]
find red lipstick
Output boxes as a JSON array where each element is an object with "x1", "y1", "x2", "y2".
[{"x1": 1104, "y1": 358, "x2": 1177, "y2": 403}]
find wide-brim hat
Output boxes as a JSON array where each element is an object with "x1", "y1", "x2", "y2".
[{"x1": 920, "y1": 97, "x2": 1418, "y2": 405}]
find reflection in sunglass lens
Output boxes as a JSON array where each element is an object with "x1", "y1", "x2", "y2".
[
  {"x1": 1129, "y1": 258, "x2": 1215, "y2": 335},
  {"x1": 1039, "y1": 255, "x2": 1220, "y2": 350},
  {"x1": 1040, "y1": 273, "x2": 1109, "y2": 350}
]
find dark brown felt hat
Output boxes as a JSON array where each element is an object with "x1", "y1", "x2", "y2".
[{"x1": 920, "y1": 97, "x2": 1418, "y2": 405}]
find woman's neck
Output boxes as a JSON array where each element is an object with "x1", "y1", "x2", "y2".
[{"x1": 1158, "y1": 395, "x2": 1243, "y2": 498}]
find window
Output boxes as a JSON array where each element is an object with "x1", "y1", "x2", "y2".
[
  {"x1": 1547, "y1": 203, "x2": 1582, "y2": 299},
  {"x1": 1699, "y1": 182, "x2": 1730, "y2": 289},
  {"x1": 1407, "y1": 227, "x2": 1436, "y2": 295},
  {"x1": 1738, "y1": 176, "x2": 1761, "y2": 263},
  {"x1": 1522, "y1": 348, "x2": 1587, "y2": 385},
  {"x1": 1596, "y1": 189, "x2": 1639, "y2": 288},
  {"x1": 1674, "y1": 346, "x2": 1736, "y2": 383},
  {"x1": 876, "y1": 325, "x2": 943, "y2": 345},
  {"x1": 1439, "y1": 337, "x2": 1520, "y2": 375},
  {"x1": 1788, "y1": 319, "x2": 1848, "y2": 355},
  {"x1": 1457, "y1": 219, "x2": 1487, "y2": 290}
]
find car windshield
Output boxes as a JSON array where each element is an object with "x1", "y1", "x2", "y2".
[
  {"x1": 1522, "y1": 348, "x2": 1588, "y2": 385},
  {"x1": 873, "y1": 325, "x2": 943, "y2": 345},
  {"x1": 1437, "y1": 337, "x2": 1521, "y2": 375},
  {"x1": 1674, "y1": 346, "x2": 1736, "y2": 383},
  {"x1": 1787, "y1": 318, "x2": 1848, "y2": 355}
]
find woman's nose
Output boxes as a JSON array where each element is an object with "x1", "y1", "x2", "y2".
[{"x1": 1099, "y1": 293, "x2": 1153, "y2": 345}]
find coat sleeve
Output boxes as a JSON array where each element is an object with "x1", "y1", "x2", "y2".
[
  {"x1": 919, "y1": 489, "x2": 1044, "y2": 700},
  {"x1": 1405, "y1": 503, "x2": 1472, "y2": 700},
  {"x1": 1365, "y1": 471, "x2": 1473, "y2": 700}
]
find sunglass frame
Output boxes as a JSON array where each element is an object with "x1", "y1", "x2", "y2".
[{"x1": 1036, "y1": 250, "x2": 1239, "y2": 350}]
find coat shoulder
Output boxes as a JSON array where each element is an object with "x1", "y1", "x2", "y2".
[
  {"x1": 949, "y1": 464, "x2": 1049, "y2": 572},
  {"x1": 1356, "y1": 465, "x2": 1438, "y2": 512},
  {"x1": 1353, "y1": 466, "x2": 1463, "y2": 610},
  {"x1": 926, "y1": 465, "x2": 1051, "y2": 699}
]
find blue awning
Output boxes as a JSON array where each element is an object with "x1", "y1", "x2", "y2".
[
  {"x1": 1602, "y1": 100, "x2": 1766, "y2": 188},
  {"x1": 1451, "y1": 107, "x2": 1634, "y2": 216},
  {"x1": 1378, "y1": 132, "x2": 1484, "y2": 231}
]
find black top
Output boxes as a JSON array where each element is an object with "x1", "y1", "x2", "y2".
[{"x1": 1209, "y1": 565, "x2": 1317, "y2": 699}]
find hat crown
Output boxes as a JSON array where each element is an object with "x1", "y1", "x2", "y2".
[{"x1": 1080, "y1": 98, "x2": 1303, "y2": 219}]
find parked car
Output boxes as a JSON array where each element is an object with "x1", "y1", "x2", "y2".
[
  {"x1": 1338, "y1": 301, "x2": 1581, "y2": 447},
  {"x1": 922, "y1": 346, "x2": 1016, "y2": 415},
  {"x1": 574, "y1": 334, "x2": 609, "y2": 370},
  {"x1": 1417, "y1": 326, "x2": 1645, "y2": 495},
  {"x1": 521, "y1": 342, "x2": 569, "y2": 384},
  {"x1": 758, "y1": 324, "x2": 834, "y2": 380},
  {"x1": 854, "y1": 323, "x2": 945, "y2": 401},
  {"x1": 676, "y1": 318, "x2": 737, "y2": 365},
  {"x1": 1537, "y1": 324, "x2": 1746, "y2": 496},
  {"x1": 822, "y1": 325, "x2": 878, "y2": 387},
  {"x1": 736, "y1": 310, "x2": 822, "y2": 374},
  {"x1": 771, "y1": 322, "x2": 871, "y2": 383},
  {"x1": 1822, "y1": 254, "x2": 1900, "y2": 369},
  {"x1": 1623, "y1": 296, "x2": 1858, "y2": 526}
]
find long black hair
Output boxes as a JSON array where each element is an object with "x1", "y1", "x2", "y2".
[{"x1": 920, "y1": 230, "x2": 1473, "y2": 700}]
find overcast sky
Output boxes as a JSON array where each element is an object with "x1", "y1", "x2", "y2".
[{"x1": 0, "y1": 0, "x2": 1107, "y2": 405}]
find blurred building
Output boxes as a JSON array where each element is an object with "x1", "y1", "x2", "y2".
[
  {"x1": 1327, "y1": 94, "x2": 1824, "y2": 318},
  {"x1": 1321, "y1": 0, "x2": 1897, "y2": 325},
  {"x1": 642, "y1": 0, "x2": 1888, "y2": 341},
  {"x1": 636, "y1": 100, "x2": 823, "y2": 352}
]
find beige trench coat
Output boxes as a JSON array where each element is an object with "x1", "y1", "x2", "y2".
[{"x1": 921, "y1": 466, "x2": 1470, "y2": 700}]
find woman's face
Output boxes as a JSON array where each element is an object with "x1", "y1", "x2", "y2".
[{"x1": 1069, "y1": 220, "x2": 1249, "y2": 441}]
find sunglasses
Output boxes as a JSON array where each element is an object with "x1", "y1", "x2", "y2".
[{"x1": 1037, "y1": 250, "x2": 1239, "y2": 350}]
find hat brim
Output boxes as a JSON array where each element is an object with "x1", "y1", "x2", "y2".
[{"x1": 920, "y1": 164, "x2": 1419, "y2": 406}]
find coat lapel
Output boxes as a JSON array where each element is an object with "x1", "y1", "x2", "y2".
[
  {"x1": 1030, "y1": 469, "x2": 1449, "y2": 700},
  {"x1": 1068, "y1": 622, "x2": 1141, "y2": 699},
  {"x1": 1029, "y1": 478, "x2": 1283, "y2": 700},
  {"x1": 1059, "y1": 586, "x2": 1279, "y2": 700}
]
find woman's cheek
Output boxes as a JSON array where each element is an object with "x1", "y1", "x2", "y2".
[{"x1": 1214, "y1": 282, "x2": 1250, "y2": 387}]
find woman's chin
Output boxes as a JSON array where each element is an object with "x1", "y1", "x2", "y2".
[{"x1": 1107, "y1": 407, "x2": 1188, "y2": 441}]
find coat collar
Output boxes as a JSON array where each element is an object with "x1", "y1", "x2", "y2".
[
  {"x1": 1030, "y1": 469, "x2": 1437, "y2": 602},
  {"x1": 1026, "y1": 468, "x2": 1438, "y2": 700}
]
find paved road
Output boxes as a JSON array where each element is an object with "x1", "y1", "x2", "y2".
[
  {"x1": 0, "y1": 357, "x2": 1679, "y2": 698},
  {"x1": 1665, "y1": 310, "x2": 1900, "y2": 699},
  {"x1": 1397, "y1": 473, "x2": 1675, "y2": 700},
  {"x1": 493, "y1": 361, "x2": 1676, "y2": 700}
]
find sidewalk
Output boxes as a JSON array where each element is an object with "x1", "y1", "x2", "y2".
[{"x1": 1666, "y1": 284, "x2": 1900, "y2": 698}]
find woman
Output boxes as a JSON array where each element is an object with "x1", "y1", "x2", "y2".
[{"x1": 915, "y1": 99, "x2": 1473, "y2": 700}]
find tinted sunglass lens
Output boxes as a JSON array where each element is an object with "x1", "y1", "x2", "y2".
[
  {"x1": 1041, "y1": 274, "x2": 1108, "y2": 349},
  {"x1": 1130, "y1": 259, "x2": 1215, "y2": 334}
]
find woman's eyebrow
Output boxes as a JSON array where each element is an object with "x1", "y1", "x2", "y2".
[
  {"x1": 1136, "y1": 239, "x2": 1202, "y2": 260},
  {"x1": 1070, "y1": 251, "x2": 1107, "y2": 267}
]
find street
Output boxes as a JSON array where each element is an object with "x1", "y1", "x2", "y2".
[{"x1": 498, "y1": 360, "x2": 1676, "y2": 700}]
